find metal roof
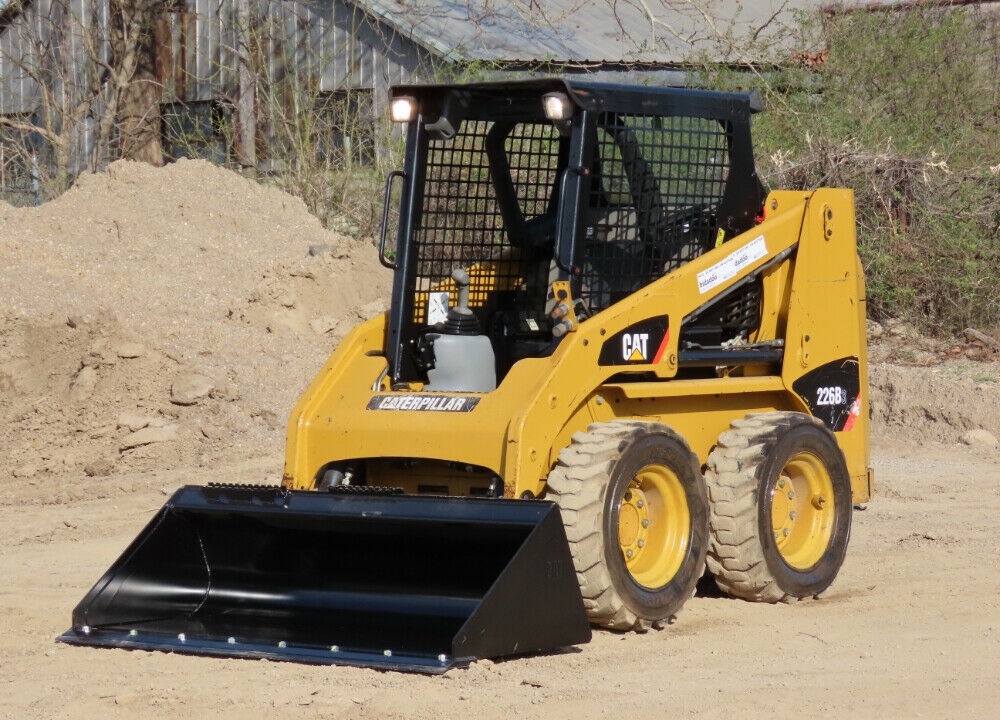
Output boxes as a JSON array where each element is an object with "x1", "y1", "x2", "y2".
[{"x1": 350, "y1": 1, "x2": 871, "y2": 66}]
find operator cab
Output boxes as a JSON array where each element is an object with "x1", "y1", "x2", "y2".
[{"x1": 379, "y1": 79, "x2": 768, "y2": 389}]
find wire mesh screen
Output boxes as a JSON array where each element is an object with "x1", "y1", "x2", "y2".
[
  {"x1": 579, "y1": 113, "x2": 730, "y2": 312},
  {"x1": 506, "y1": 127, "x2": 561, "y2": 220},
  {"x1": 411, "y1": 120, "x2": 561, "y2": 323}
]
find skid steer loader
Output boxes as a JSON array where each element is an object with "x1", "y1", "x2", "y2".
[{"x1": 60, "y1": 79, "x2": 872, "y2": 673}]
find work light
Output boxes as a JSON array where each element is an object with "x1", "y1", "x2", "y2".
[
  {"x1": 542, "y1": 92, "x2": 573, "y2": 121},
  {"x1": 391, "y1": 97, "x2": 417, "y2": 123}
]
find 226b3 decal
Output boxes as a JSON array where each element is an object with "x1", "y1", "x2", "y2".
[
  {"x1": 816, "y1": 386, "x2": 847, "y2": 406},
  {"x1": 792, "y1": 357, "x2": 862, "y2": 432}
]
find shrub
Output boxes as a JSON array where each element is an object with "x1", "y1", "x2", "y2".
[{"x1": 751, "y1": 5, "x2": 1000, "y2": 334}]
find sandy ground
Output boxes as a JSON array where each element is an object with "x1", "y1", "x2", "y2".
[
  {"x1": 2, "y1": 161, "x2": 999, "y2": 719},
  {"x1": 2, "y1": 440, "x2": 998, "y2": 719}
]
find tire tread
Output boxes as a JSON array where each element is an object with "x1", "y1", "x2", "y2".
[
  {"x1": 547, "y1": 420, "x2": 703, "y2": 631},
  {"x1": 705, "y1": 412, "x2": 836, "y2": 603}
]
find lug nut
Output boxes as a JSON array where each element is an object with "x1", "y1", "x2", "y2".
[
  {"x1": 637, "y1": 499, "x2": 645, "y2": 508},
  {"x1": 626, "y1": 549, "x2": 634, "y2": 558},
  {"x1": 637, "y1": 539, "x2": 645, "y2": 548},
  {"x1": 778, "y1": 479, "x2": 786, "y2": 488},
  {"x1": 642, "y1": 519, "x2": 650, "y2": 528},
  {"x1": 787, "y1": 491, "x2": 795, "y2": 499},
  {"x1": 789, "y1": 511, "x2": 797, "y2": 520},
  {"x1": 783, "y1": 528, "x2": 791, "y2": 536}
]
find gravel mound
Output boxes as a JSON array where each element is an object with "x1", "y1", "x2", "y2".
[{"x1": 1, "y1": 159, "x2": 391, "y2": 482}]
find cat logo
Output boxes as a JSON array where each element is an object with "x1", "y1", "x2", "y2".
[
  {"x1": 622, "y1": 333, "x2": 649, "y2": 362},
  {"x1": 598, "y1": 315, "x2": 669, "y2": 367}
]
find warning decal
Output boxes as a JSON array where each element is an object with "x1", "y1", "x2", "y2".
[{"x1": 696, "y1": 235, "x2": 768, "y2": 294}]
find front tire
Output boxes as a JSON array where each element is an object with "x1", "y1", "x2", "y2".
[
  {"x1": 546, "y1": 421, "x2": 709, "y2": 630},
  {"x1": 705, "y1": 412, "x2": 852, "y2": 602}
]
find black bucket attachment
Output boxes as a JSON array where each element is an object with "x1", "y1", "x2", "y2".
[{"x1": 58, "y1": 485, "x2": 590, "y2": 672}]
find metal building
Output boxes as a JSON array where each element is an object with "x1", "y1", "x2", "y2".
[
  {"x1": 0, "y1": 0, "x2": 431, "y2": 197},
  {"x1": 0, "y1": 0, "x2": 912, "y2": 202}
]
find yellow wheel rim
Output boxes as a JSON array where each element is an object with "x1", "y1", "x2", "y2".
[
  {"x1": 770, "y1": 451, "x2": 835, "y2": 570},
  {"x1": 618, "y1": 464, "x2": 690, "y2": 589}
]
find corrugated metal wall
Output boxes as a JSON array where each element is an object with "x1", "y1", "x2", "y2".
[
  {"x1": 0, "y1": 0, "x2": 108, "y2": 183},
  {"x1": 149, "y1": 0, "x2": 422, "y2": 112},
  {"x1": 0, "y1": 0, "x2": 426, "y2": 181},
  {"x1": 1, "y1": 0, "x2": 96, "y2": 115}
]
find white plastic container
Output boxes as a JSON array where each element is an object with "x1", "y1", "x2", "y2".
[{"x1": 424, "y1": 334, "x2": 497, "y2": 392}]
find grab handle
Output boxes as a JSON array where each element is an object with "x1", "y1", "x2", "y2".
[{"x1": 379, "y1": 170, "x2": 405, "y2": 269}]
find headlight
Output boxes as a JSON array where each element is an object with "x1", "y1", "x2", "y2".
[
  {"x1": 542, "y1": 92, "x2": 573, "y2": 122},
  {"x1": 390, "y1": 97, "x2": 417, "y2": 123}
]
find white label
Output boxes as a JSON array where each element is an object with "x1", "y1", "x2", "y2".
[
  {"x1": 696, "y1": 235, "x2": 768, "y2": 294},
  {"x1": 816, "y1": 386, "x2": 847, "y2": 406},
  {"x1": 621, "y1": 333, "x2": 649, "y2": 362},
  {"x1": 427, "y1": 291, "x2": 450, "y2": 325},
  {"x1": 367, "y1": 395, "x2": 480, "y2": 412}
]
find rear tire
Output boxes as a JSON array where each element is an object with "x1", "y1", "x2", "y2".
[
  {"x1": 705, "y1": 412, "x2": 852, "y2": 602},
  {"x1": 546, "y1": 421, "x2": 709, "y2": 630}
]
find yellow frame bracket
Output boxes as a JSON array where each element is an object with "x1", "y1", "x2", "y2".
[{"x1": 550, "y1": 280, "x2": 579, "y2": 336}]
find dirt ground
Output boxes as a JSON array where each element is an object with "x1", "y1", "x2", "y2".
[{"x1": 2, "y1": 161, "x2": 999, "y2": 719}]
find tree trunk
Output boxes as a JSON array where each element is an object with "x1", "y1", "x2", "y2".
[
  {"x1": 114, "y1": 0, "x2": 163, "y2": 166},
  {"x1": 119, "y1": 72, "x2": 163, "y2": 165},
  {"x1": 237, "y1": 0, "x2": 257, "y2": 173}
]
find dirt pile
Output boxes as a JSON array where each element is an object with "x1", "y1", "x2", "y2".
[
  {"x1": 870, "y1": 360, "x2": 1000, "y2": 447},
  {"x1": 868, "y1": 321, "x2": 1000, "y2": 447},
  {"x1": 2, "y1": 158, "x2": 997, "y2": 488},
  {"x1": 1, "y1": 159, "x2": 392, "y2": 484}
]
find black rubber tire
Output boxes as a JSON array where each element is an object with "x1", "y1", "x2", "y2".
[
  {"x1": 545, "y1": 420, "x2": 710, "y2": 630},
  {"x1": 705, "y1": 411, "x2": 852, "y2": 602}
]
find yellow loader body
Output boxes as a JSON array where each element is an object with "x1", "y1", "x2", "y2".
[{"x1": 284, "y1": 189, "x2": 871, "y2": 503}]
